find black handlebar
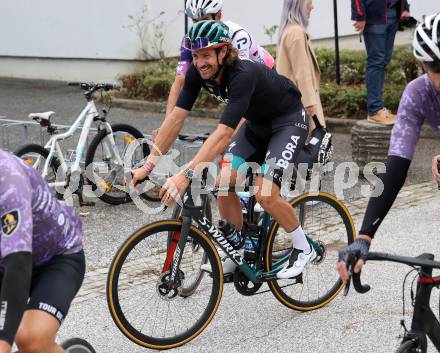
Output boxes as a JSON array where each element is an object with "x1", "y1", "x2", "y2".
[
  {"x1": 351, "y1": 272, "x2": 371, "y2": 294},
  {"x1": 177, "y1": 132, "x2": 210, "y2": 142},
  {"x1": 345, "y1": 251, "x2": 440, "y2": 295},
  {"x1": 68, "y1": 82, "x2": 120, "y2": 92}
]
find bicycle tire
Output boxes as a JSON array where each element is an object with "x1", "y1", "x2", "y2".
[
  {"x1": 170, "y1": 194, "x2": 212, "y2": 297},
  {"x1": 85, "y1": 124, "x2": 150, "y2": 205},
  {"x1": 61, "y1": 337, "x2": 97, "y2": 353},
  {"x1": 265, "y1": 192, "x2": 355, "y2": 311},
  {"x1": 395, "y1": 339, "x2": 425, "y2": 353},
  {"x1": 14, "y1": 143, "x2": 63, "y2": 199},
  {"x1": 107, "y1": 220, "x2": 223, "y2": 350}
]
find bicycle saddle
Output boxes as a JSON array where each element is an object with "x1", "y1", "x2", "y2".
[{"x1": 29, "y1": 111, "x2": 55, "y2": 123}]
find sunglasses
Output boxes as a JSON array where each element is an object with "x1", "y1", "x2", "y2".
[{"x1": 183, "y1": 36, "x2": 212, "y2": 51}]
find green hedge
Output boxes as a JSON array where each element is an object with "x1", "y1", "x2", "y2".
[{"x1": 118, "y1": 46, "x2": 421, "y2": 118}]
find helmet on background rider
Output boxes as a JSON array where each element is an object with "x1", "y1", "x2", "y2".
[
  {"x1": 185, "y1": 0, "x2": 223, "y2": 20},
  {"x1": 183, "y1": 20, "x2": 230, "y2": 52},
  {"x1": 413, "y1": 13, "x2": 440, "y2": 68}
]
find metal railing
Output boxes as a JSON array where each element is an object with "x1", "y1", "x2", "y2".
[{"x1": 0, "y1": 117, "x2": 98, "y2": 153}]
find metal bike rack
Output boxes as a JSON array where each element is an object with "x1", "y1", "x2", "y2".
[
  {"x1": 0, "y1": 118, "x2": 98, "y2": 154},
  {"x1": 0, "y1": 117, "x2": 209, "y2": 169}
]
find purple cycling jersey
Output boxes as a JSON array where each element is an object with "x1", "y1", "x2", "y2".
[
  {"x1": 0, "y1": 150, "x2": 83, "y2": 270},
  {"x1": 389, "y1": 74, "x2": 440, "y2": 160}
]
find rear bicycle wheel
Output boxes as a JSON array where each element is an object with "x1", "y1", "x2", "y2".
[
  {"x1": 85, "y1": 124, "x2": 151, "y2": 205},
  {"x1": 265, "y1": 192, "x2": 355, "y2": 311},
  {"x1": 14, "y1": 143, "x2": 63, "y2": 199},
  {"x1": 170, "y1": 195, "x2": 212, "y2": 297},
  {"x1": 107, "y1": 220, "x2": 223, "y2": 350},
  {"x1": 61, "y1": 338, "x2": 96, "y2": 353}
]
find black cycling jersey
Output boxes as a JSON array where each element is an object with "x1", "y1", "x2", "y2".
[{"x1": 176, "y1": 59, "x2": 303, "y2": 129}]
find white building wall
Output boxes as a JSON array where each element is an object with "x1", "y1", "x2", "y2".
[{"x1": 0, "y1": 0, "x2": 438, "y2": 81}]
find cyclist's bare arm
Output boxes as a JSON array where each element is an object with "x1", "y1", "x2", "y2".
[
  {"x1": 187, "y1": 124, "x2": 235, "y2": 170},
  {"x1": 147, "y1": 107, "x2": 189, "y2": 166},
  {"x1": 166, "y1": 74, "x2": 185, "y2": 116},
  {"x1": 151, "y1": 75, "x2": 185, "y2": 143}
]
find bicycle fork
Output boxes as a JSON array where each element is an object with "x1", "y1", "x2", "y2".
[{"x1": 158, "y1": 216, "x2": 191, "y2": 299}]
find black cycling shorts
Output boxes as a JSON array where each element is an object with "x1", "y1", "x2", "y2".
[
  {"x1": 0, "y1": 250, "x2": 85, "y2": 324},
  {"x1": 224, "y1": 108, "x2": 308, "y2": 188}
]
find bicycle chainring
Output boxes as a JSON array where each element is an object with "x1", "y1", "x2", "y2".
[
  {"x1": 312, "y1": 240, "x2": 326, "y2": 265},
  {"x1": 233, "y1": 269, "x2": 262, "y2": 296}
]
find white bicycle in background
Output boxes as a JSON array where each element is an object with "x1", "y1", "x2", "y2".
[{"x1": 15, "y1": 82, "x2": 161, "y2": 205}]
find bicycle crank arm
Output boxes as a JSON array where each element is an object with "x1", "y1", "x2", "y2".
[{"x1": 257, "y1": 272, "x2": 303, "y2": 283}]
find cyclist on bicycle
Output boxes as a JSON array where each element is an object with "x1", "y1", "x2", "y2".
[
  {"x1": 133, "y1": 20, "x2": 315, "y2": 279},
  {"x1": 152, "y1": 0, "x2": 275, "y2": 140},
  {"x1": 338, "y1": 13, "x2": 440, "y2": 281},
  {"x1": 0, "y1": 149, "x2": 85, "y2": 353}
]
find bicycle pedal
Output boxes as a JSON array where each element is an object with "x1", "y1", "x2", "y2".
[
  {"x1": 290, "y1": 273, "x2": 303, "y2": 284},
  {"x1": 79, "y1": 201, "x2": 95, "y2": 207}
]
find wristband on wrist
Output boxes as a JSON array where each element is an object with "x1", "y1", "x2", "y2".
[{"x1": 143, "y1": 162, "x2": 155, "y2": 174}]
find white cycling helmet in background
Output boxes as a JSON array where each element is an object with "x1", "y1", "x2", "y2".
[
  {"x1": 185, "y1": 0, "x2": 223, "y2": 20},
  {"x1": 413, "y1": 13, "x2": 440, "y2": 62}
]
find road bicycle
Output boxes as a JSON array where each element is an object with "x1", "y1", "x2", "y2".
[
  {"x1": 14, "y1": 337, "x2": 96, "y2": 353},
  {"x1": 14, "y1": 82, "x2": 159, "y2": 205},
  {"x1": 168, "y1": 117, "x2": 334, "y2": 296},
  {"x1": 345, "y1": 252, "x2": 440, "y2": 353},
  {"x1": 107, "y1": 168, "x2": 355, "y2": 349}
]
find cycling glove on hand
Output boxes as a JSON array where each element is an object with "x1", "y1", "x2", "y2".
[{"x1": 338, "y1": 238, "x2": 371, "y2": 264}]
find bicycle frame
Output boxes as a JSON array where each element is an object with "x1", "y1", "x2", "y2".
[
  {"x1": 364, "y1": 252, "x2": 440, "y2": 351},
  {"x1": 167, "y1": 186, "x2": 318, "y2": 285},
  {"x1": 38, "y1": 100, "x2": 123, "y2": 188},
  {"x1": 409, "y1": 266, "x2": 440, "y2": 350}
]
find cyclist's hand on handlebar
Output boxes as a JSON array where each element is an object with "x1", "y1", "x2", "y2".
[
  {"x1": 131, "y1": 167, "x2": 150, "y2": 187},
  {"x1": 337, "y1": 236, "x2": 371, "y2": 284},
  {"x1": 431, "y1": 154, "x2": 440, "y2": 184},
  {"x1": 160, "y1": 173, "x2": 189, "y2": 206}
]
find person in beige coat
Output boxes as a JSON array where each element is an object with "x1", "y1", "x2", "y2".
[{"x1": 277, "y1": 0, "x2": 326, "y2": 131}]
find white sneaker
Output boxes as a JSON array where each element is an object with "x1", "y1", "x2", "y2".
[
  {"x1": 200, "y1": 250, "x2": 238, "y2": 275},
  {"x1": 276, "y1": 247, "x2": 316, "y2": 279}
]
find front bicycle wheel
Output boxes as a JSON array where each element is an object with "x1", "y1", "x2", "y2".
[
  {"x1": 14, "y1": 144, "x2": 63, "y2": 199},
  {"x1": 85, "y1": 123, "x2": 151, "y2": 205},
  {"x1": 170, "y1": 194, "x2": 212, "y2": 297},
  {"x1": 107, "y1": 220, "x2": 223, "y2": 350},
  {"x1": 265, "y1": 192, "x2": 355, "y2": 311},
  {"x1": 61, "y1": 338, "x2": 96, "y2": 353},
  {"x1": 395, "y1": 336, "x2": 427, "y2": 353}
]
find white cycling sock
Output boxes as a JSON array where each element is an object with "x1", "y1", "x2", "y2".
[{"x1": 287, "y1": 225, "x2": 311, "y2": 253}]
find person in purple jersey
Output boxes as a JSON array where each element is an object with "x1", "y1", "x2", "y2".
[
  {"x1": 0, "y1": 149, "x2": 84, "y2": 353},
  {"x1": 337, "y1": 13, "x2": 440, "y2": 282}
]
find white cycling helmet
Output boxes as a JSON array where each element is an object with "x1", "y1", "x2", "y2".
[
  {"x1": 413, "y1": 13, "x2": 440, "y2": 62},
  {"x1": 185, "y1": 0, "x2": 223, "y2": 20}
]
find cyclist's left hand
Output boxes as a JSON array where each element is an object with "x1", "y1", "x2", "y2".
[
  {"x1": 337, "y1": 236, "x2": 371, "y2": 284},
  {"x1": 432, "y1": 155, "x2": 440, "y2": 184},
  {"x1": 160, "y1": 173, "x2": 189, "y2": 206}
]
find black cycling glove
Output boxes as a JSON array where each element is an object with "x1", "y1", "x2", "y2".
[{"x1": 338, "y1": 238, "x2": 371, "y2": 264}]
